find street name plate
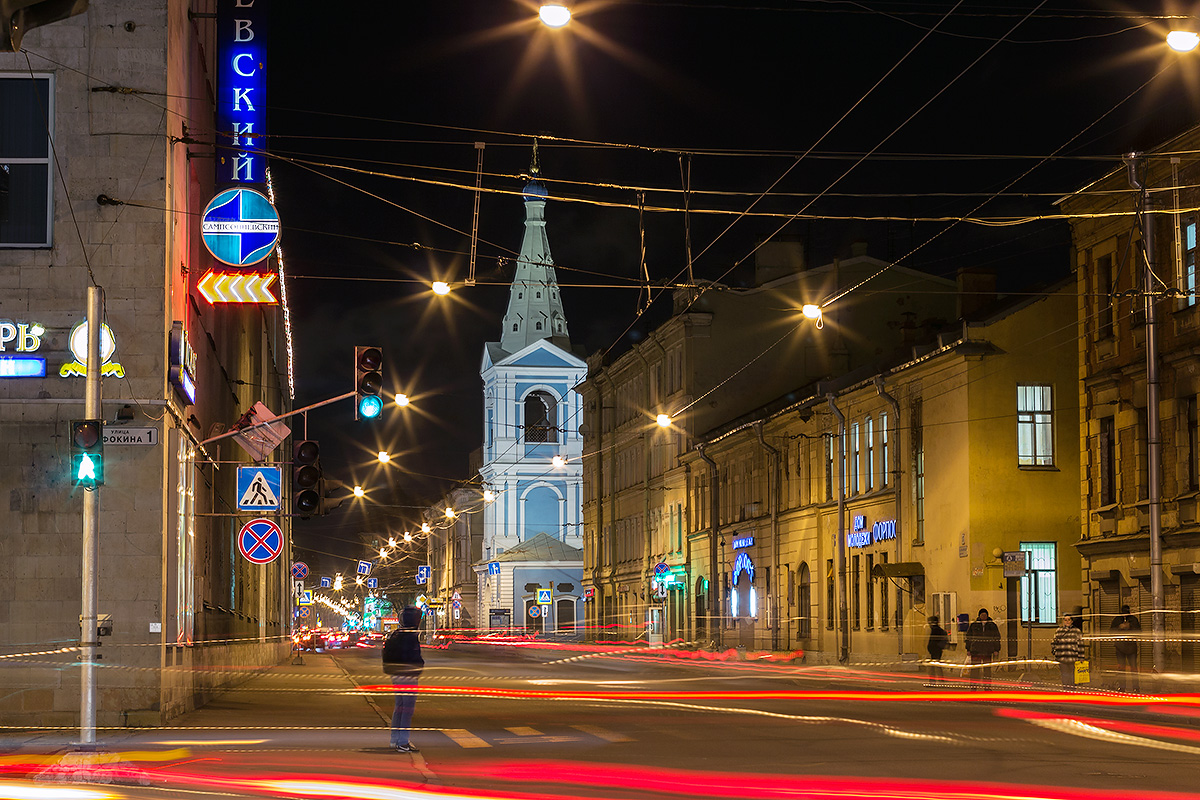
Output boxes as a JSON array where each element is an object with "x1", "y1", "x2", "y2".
[{"x1": 103, "y1": 426, "x2": 159, "y2": 446}]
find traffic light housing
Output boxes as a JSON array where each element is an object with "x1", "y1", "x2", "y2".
[
  {"x1": 292, "y1": 439, "x2": 324, "y2": 517},
  {"x1": 355, "y1": 346, "x2": 383, "y2": 421},
  {"x1": 70, "y1": 419, "x2": 104, "y2": 488}
]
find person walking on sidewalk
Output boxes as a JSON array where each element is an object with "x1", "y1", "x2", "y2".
[
  {"x1": 1051, "y1": 613, "x2": 1085, "y2": 688},
  {"x1": 1110, "y1": 604, "x2": 1141, "y2": 692},
  {"x1": 965, "y1": 608, "x2": 1000, "y2": 689},
  {"x1": 926, "y1": 616, "x2": 950, "y2": 681},
  {"x1": 383, "y1": 606, "x2": 425, "y2": 753}
]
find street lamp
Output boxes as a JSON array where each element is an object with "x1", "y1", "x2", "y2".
[
  {"x1": 353, "y1": 485, "x2": 365, "y2": 498},
  {"x1": 539, "y1": 1, "x2": 570, "y2": 27},
  {"x1": 656, "y1": 413, "x2": 671, "y2": 428},
  {"x1": 395, "y1": 393, "x2": 410, "y2": 407},
  {"x1": 377, "y1": 451, "x2": 391, "y2": 464},
  {"x1": 1168, "y1": 30, "x2": 1199, "y2": 52},
  {"x1": 431, "y1": 281, "x2": 451, "y2": 296}
]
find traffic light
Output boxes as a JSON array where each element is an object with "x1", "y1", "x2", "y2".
[
  {"x1": 354, "y1": 346, "x2": 383, "y2": 420},
  {"x1": 292, "y1": 439, "x2": 324, "y2": 517},
  {"x1": 70, "y1": 419, "x2": 104, "y2": 488}
]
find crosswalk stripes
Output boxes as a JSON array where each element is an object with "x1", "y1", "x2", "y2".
[
  {"x1": 570, "y1": 724, "x2": 633, "y2": 743},
  {"x1": 443, "y1": 729, "x2": 491, "y2": 748},
  {"x1": 436, "y1": 724, "x2": 632, "y2": 748}
]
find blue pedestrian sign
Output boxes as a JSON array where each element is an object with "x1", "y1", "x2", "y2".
[
  {"x1": 416, "y1": 565, "x2": 431, "y2": 584},
  {"x1": 298, "y1": 590, "x2": 313, "y2": 606},
  {"x1": 356, "y1": 560, "x2": 372, "y2": 576},
  {"x1": 537, "y1": 588, "x2": 552, "y2": 605},
  {"x1": 367, "y1": 577, "x2": 378, "y2": 589},
  {"x1": 320, "y1": 576, "x2": 331, "y2": 588},
  {"x1": 237, "y1": 466, "x2": 281, "y2": 511},
  {"x1": 201, "y1": 188, "x2": 281, "y2": 267}
]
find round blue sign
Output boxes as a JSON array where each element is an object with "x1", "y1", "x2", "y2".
[{"x1": 202, "y1": 188, "x2": 280, "y2": 267}]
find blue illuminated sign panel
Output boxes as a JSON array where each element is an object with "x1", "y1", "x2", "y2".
[
  {"x1": 202, "y1": 188, "x2": 280, "y2": 267},
  {"x1": 731, "y1": 536, "x2": 754, "y2": 549},
  {"x1": 0, "y1": 355, "x2": 45, "y2": 377},
  {"x1": 847, "y1": 519, "x2": 897, "y2": 548},
  {"x1": 216, "y1": 0, "x2": 267, "y2": 186},
  {"x1": 168, "y1": 322, "x2": 197, "y2": 405}
]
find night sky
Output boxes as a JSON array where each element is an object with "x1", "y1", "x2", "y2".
[{"x1": 265, "y1": 1, "x2": 1200, "y2": 567}]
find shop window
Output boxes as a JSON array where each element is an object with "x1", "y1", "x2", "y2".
[
  {"x1": 826, "y1": 559, "x2": 834, "y2": 629},
  {"x1": 865, "y1": 554, "x2": 874, "y2": 630},
  {"x1": 880, "y1": 553, "x2": 889, "y2": 631},
  {"x1": 1017, "y1": 385, "x2": 1054, "y2": 466},
  {"x1": 852, "y1": 555, "x2": 861, "y2": 630},
  {"x1": 0, "y1": 75, "x2": 53, "y2": 248}
]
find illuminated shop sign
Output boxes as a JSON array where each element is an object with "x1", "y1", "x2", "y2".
[
  {"x1": 59, "y1": 320, "x2": 124, "y2": 378},
  {"x1": 733, "y1": 551, "x2": 755, "y2": 585},
  {"x1": 169, "y1": 322, "x2": 197, "y2": 405},
  {"x1": 201, "y1": 188, "x2": 280, "y2": 267},
  {"x1": 731, "y1": 536, "x2": 754, "y2": 549},
  {"x1": 216, "y1": 0, "x2": 268, "y2": 186},
  {"x1": 847, "y1": 518, "x2": 897, "y2": 548},
  {"x1": 0, "y1": 320, "x2": 47, "y2": 378}
]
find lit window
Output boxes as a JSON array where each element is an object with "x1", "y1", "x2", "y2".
[
  {"x1": 851, "y1": 422, "x2": 860, "y2": 494},
  {"x1": 1186, "y1": 222, "x2": 1197, "y2": 308},
  {"x1": 1018, "y1": 542, "x2": 1058, "y2": 623},
  {"x1": 880, "y1": 412, "x2": 888, "y2": 487},
  {"x1": 1017, "y1": 385, "x2": 1054, "y2": 466},
  {"x1": 865, "y1": 417, "x2": 874, "y2": 491},
  {"x1": 1, "y1": 75, "x2": 54, "y2": 248}
]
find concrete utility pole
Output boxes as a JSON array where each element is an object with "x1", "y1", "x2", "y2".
[
  {"x1": 80, "y1": 285, "x2": 103, "y2": 744},
  {"x1": 1127, "y1": 152, "x2": 1166, "y2": 673}
]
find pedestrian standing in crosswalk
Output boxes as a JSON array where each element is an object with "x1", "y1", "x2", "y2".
[{"x1": 383, "y1": 606, "x2": 425, "y2": 753}]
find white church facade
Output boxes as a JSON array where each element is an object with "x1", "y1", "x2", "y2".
[{"x1": 475, "y1": 156, "x2": 587, "y2": 635}]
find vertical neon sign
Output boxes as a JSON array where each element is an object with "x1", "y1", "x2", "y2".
[{"x1": 217, "y1": 0, "x2": 267, "y2": 186}]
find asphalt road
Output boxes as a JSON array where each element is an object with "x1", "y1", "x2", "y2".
[{"x1": 8, "y1": 643, "x2": 1200, "y2": 799}]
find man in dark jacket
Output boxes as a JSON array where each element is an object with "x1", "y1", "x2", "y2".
[
  {"x1": 926, "y1": 616, "x2": 950, "y2": 681},
  {"x1": 1110, "y1": 604, "x2": 1141, "y2": 692},
  {"x1": 383, "y1": 606, "x2": 425, "y2": 753},
  {"x1": 964, "y1": 608, "x2": 1001, "y2": 690}
]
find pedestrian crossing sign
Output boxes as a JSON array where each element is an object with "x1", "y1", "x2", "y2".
[
  {"x1": 537, "y1": 588, "x2": 552, "y2": 605},
  {"x1": 298, "y1": 590, "x2": 313, "y2": 606},
  {"x1": 236, "y1": 466, "x2": 281, "y2": 511}
]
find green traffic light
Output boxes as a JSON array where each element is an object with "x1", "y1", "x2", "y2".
[
  {"x1": 358, "y1": 394, "x2": 383, "y2": 419},
  {"x1": 77, "y1": 453, "x2": 97, "y2": 482}
]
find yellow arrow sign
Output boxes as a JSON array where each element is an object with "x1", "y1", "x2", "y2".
[{"x1": 198, "y1": 270, "x2": 278, "y2": 304}]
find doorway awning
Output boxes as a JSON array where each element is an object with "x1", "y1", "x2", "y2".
[{"x1": 872, "y1": 561, "x2": 925, "y2": 578}]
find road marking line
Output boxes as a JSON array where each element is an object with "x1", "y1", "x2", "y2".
[
  {"x1": 505, "y1": 726, "x2": 541, "y2": 736},
  {"x1": 571, "y1": 724, "x2": 633, "y2": 742},
  {"x1": 444, "y1": 729, "x2": 491, "y2": 748}
]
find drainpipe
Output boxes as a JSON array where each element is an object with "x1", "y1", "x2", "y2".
[
  {"x1": 827, "y1": 394, "x2": 849, "y2": 663},
  {"x1": 874, "y1": 376, "x2": 903, "y2": 656},
  {"x1": 697, "y1": 444, "x2": 721, "y2": 648},
  {"x1": 755, "y1": 422, "x2": 782, "y2": 652}
]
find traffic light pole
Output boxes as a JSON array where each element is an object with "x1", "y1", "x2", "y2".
[{"x1": 80, "y1": 285, "x2": 103, "y2": 745}]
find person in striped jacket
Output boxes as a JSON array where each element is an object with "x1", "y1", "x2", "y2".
[{"x1": 1051, "y1": 613, "x2": 1084, "y2": 687}]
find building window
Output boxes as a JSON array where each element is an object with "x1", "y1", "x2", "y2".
[
  {"x1": 851, "y1": 555, "x2": 861, "y2": 630},
  {"x1": 913, "y1": 399, "x2": 924, "y2": 545},
  {"x1": 880, "y1": 552, "x2": 889, "y2": 630},
  {"x1": 1, "y1": 75, "x2": 53, "y2": 248},
  {"x1": 175, "y1": 437, "x2": 195, "y2": 645},
  {"x1": 1099, "y1": 416, "x2": 1116, "y2": 505},
  {"x1": 798, "y1": 562, "x2": 811, "y2": 638},
  {"x1": 512, "y1": 323, "x2": 518, "y2": 332},
  {"x1": 865, "y1": 554, "x2": 874, "y2": 630},
  {"x1": 523, "y1": 391, "x2": 558, "y2": 443},
  {"x1": 1187, "y1": 222, "x2": 1197, "y2": 308},
  {"x1": 880, "y1": 412, "x2": 889, "y2": 487},
  {"x1": 851, "y1": 422, "x2": 861, "y2": 494},
  {"x1": 825, "y1": 433, "x2": 835, "y2": 502},
  {"x1": 1097, "y1": 253, "x2": 1114, "y2": 338},
  {"x1": 1017, "y1": 385, "x2": 1054, "y2": 466},
  {"x1": 826, "y1": 559, "x2": 835, "y2": 629},
  {"x1": 865, "y1": 416, "x2": 875, "y2": 491},
  {"x1": 1019, "y1": 542, "x2": 1058, "y2": 624},
  {"x1": 1188, "y1": 398, "x2": 1199, "y2": 492},
  {"x1": 535, "y1": 321, "x2": 543, "y2": 330}
]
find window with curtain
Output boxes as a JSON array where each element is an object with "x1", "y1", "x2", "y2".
[
  {"x1": 1186, "y1": 222, "x2": 1197, "y2": 308},
  {"x1": 880, "y1": 412, "x2": 889, "y2": 487},
  {"x1": 865, "y1": 416, "x2": 874, "y2": 491},
  {"x1": 851, "y1": 422, "x2": 860, "y2": 494},
  {"x1": 1017, "y1": 385, "x2": 1054, "y2": 466},
  {"x1": 1019, "y1": 542, "x2": 1057, "y2": 623},
  {"x1": 0, "y1": 75, "x2": 53, "y2": 247}
]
